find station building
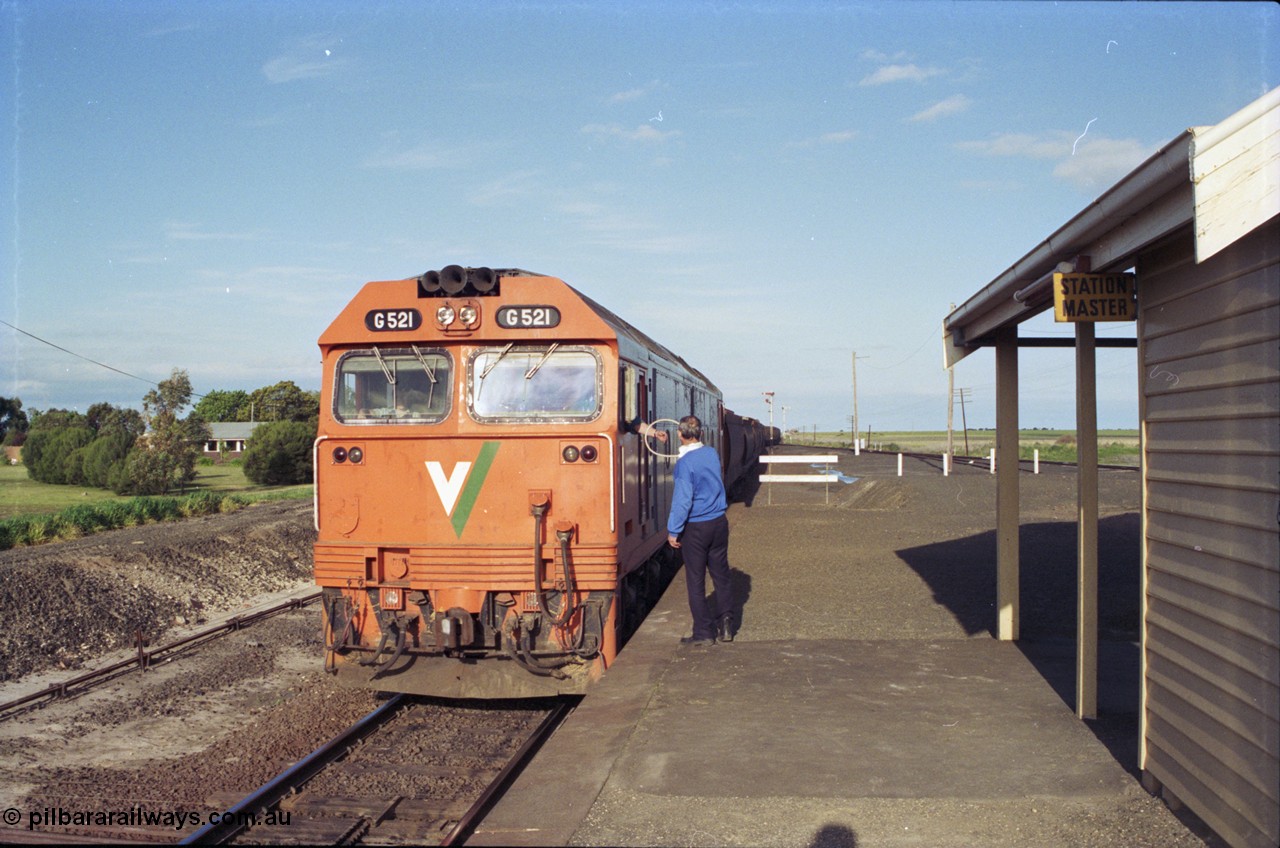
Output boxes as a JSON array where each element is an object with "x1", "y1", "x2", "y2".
[{"x1": 944, "y1": 87, "x2": 1278, "y2": 848}]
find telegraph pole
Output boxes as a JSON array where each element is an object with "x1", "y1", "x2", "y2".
[
  {"x1": 955, "y1": 388, "x2": 971, "y2": 455},
  {"x1": 947, "y1": 365, "x2": 955, "y2": 459},
  {"x1": 947, "y1": 304, "x2": 955, "y2": 459},
  {"x1": 851, "y1": 352, "x2": 868, "y2": 450}
]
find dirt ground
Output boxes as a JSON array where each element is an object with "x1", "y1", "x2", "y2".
[
  {"x1": 0, "y1": 457, "x2": 1221, "y2": 846},
  {"x1": 0, "y1": 500, "x2": 384, "y2": 837}
]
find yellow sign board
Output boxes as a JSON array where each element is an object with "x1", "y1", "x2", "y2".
[{"x1": 1052, "y1": 273, "x2": 1136, "y2": 322}]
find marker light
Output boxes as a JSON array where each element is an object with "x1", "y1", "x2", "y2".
[
  {"x1": 348, "y1": 446, "x2": 364, "y2": 464},
  {"x1": 580, "y1": 444, "x2": 598, "y2": 462},
  {"x1": 562, "y1": 445, "x2": 580, "y2": 463},
  {"x1": 332, "y1": 446, "x2": 348, "y2": 463},
  {"x1": 436, "y1": 305, "x2": 456, "y2": 326}
]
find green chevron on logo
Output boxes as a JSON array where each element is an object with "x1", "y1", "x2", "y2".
[{"x1": 425, "y1": 442, "x2": 500, "y2": 538}]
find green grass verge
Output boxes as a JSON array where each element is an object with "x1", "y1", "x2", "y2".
[{"x1": 0, "y1": 462, "x2": 312, "y2": 549}]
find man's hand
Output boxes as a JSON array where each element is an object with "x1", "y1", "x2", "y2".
[{"x1": 668, "y1": 534, "x2": 680, "y2": 549}]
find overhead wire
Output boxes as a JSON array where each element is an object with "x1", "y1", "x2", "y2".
[{"x1": 0, "y1": 317, "x2": 205, "y2": 398}]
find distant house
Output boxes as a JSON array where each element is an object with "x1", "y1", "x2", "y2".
[{"x1": 204, "y1": 422, "x2": 260, "y2": 459}]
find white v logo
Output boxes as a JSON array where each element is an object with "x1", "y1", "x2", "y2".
[{"x1": 425, "y1": 461, "x2": 472, "y2": 516}]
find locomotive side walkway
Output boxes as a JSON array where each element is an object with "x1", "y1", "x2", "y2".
[{"x1": 471, "y1": 450, "x2": 1214, "y2": 847}]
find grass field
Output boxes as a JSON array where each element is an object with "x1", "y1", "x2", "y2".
[
  {"x1": 0, "y1": 462, "x2": 312, "y2": 520},
  {"x1": 782, "y1": 429, "x2": 1141, "y2": 466}
]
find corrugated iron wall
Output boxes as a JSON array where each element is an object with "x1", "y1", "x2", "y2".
[{"x1": 1138, "y1": 221, "x2": 1280, "y2": 848}]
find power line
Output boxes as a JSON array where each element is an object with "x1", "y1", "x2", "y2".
[{"x1": 0, "y1": 317, "x2": 173, "y2": 393}]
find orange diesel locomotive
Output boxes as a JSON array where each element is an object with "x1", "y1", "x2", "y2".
[{"x1": 315, "y1": 266, "x2": 775, "y2": 698}]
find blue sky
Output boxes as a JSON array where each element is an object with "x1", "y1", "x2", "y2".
[{"x1": 2, "y1": 1, "x2": 1276, "y2": 433}]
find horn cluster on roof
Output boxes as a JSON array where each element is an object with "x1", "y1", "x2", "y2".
[{"x1": 417, "y1": 265, "x2": 499, "y2": 298}]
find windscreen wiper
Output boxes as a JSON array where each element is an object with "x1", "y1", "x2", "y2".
[{"x1": 524, "y1": 343, "x2": 560, "y2": 380}]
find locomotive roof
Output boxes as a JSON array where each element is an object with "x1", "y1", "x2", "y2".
[
  {"x1": 571, "y1": 285, "x2": 718, "y2": 392},
  {"x1": 466, "y1": 269, "x2": 719, "y2": 393},
  {"x1": 319, "y1": 267, "x2": 720, "y2": 395}
]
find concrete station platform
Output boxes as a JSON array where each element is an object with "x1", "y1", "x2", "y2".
[{"x1": 470, "y1": 451, "x2": 1207, "y2": 847}]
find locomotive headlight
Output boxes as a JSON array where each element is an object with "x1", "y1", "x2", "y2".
[
  {"x1": 436, "y1": 305, "x2": 456, "y2": 326},
  {"x1": 580, "y1": 444, "x2": 598, "y2": 462},
  {"x1": 332, "y1": 446, "x2": 348, "y2": 463},
  {"x1": 562, "y1": 445, "x2": 580, "y2": 463},
  {"x1": 459, "y1": 304, "x2": 478, "y2": 325},
  {"x1": 348, "y1": 446, "x2": 364, "y2": 464}
]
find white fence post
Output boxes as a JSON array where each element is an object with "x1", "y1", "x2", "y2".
[
  {"x1": 989, "y1": 448, "x2": 996, "y2": 474},
  {"x1": 759, "y1": 455, "x2": 840, "y2": 505},
  {"x1": 897, "y1": 453, "x2": 903, "y2": 477},
  {"x1": 1034, "y1": 448, "x2": 1040, "y2": 474}
]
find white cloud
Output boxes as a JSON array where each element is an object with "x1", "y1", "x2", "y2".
[
  {"x1": 955, "y1": 131, "x2": 1073, "y2": 159},
  {"x1": 858, "y1": 63, "x2": 945, "y2": 86},
  {"x1": 557, "y1": 199, "x2": 705, "y2": 255},
  {"x1": 362, "y1": 143, "x2": 473, "y2": 170},
  {"x1": 859, "y1": 49, "x2": 910, "y2": 63},
  {"x1": 1053, "y1": 136, "x2": 1155, "y2": 191},
  {"x1": 262, "y1": 37, "x2": 347, "y2": 84},
  {"x1": 908, "y1": 94, "x2": 972, "y2": 122},
  {"x1": 609, "y1": 80, "x2": 661, "y2": 103},
  {"x1": 787, "y1": 130, "x2": 860, "y2": 148},
  {"x1": 164, "y1": 221, "x2": 262, "y2": 242},
  {"x1": 956, "y1": 130, "x2": 1157, "y2": 191},
  {"x1": 581, "y1": 123, "x2": 680, "y2": 143},
  {"x1": 469, "y1": 170, "x2": 544, "y2": 207}
]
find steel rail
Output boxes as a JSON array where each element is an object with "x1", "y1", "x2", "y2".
[
  {"x1": 0, "y1": 591, "x2": 322, "y2": 719},
  {"x1": 179, "y1": 693, "x2": 407, "y2": 845},
  {"x1": 439, "y1": 697, "x2": 576, "y2": 846}
]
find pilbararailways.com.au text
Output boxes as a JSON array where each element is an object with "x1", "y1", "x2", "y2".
[{"x1": 3, "y1": 805, "x2": 292, "y2": 831}]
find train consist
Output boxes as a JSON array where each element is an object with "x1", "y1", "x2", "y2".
[{"x1": 314, "y1": 266, "x2": 777, "y2": 698}]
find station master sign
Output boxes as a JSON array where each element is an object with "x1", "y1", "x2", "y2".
[{"x1": 1052, "y1": 272, "x2": 1137, "y2": 322}]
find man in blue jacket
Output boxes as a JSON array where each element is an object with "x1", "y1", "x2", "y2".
[{"x1": 667, "y1": 415, "x2": 733, "y2": 645}]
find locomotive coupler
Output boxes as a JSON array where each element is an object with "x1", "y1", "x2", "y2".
[{"x1": 434, "y1": 607, "x2": 476, "y2": 653}]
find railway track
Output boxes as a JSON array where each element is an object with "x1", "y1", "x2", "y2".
[
  {"x1": 185, "y1": 694, "x2": 576, "y2": 846},
  {"x1": 0, "y1": 590, "x2": 322, "y2": 721}
]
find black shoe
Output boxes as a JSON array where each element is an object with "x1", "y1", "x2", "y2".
[
  {"x1": 717, "y1": 618, "x2": 734, "y2": 642},
  {"x1": 679, "y1": 636, "x2": 716, "y2": 646}
]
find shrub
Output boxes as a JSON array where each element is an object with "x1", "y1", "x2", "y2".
[{"x1": 242, "y1": 420, "x2": 315, "y2": 485}]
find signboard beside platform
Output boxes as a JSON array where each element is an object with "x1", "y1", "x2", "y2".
[{"x1": 1052, "y1": 272, "x2": 1137, "y2": 322}]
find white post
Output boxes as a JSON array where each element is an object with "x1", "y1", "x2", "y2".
[
  {"x1": 854, "y1": 438, "x2": 860, "y2": 456},
  {"x1": 1034, "y1": 448, "x2": 1040, "y2": 474},
  {"x1": 943, "y1": 453, "x2": 950, "y2": 477},
  {"x1": 989, "y1": 447, "x2": 996, "y2": 474},
  {"x1": 897, "y1": 453, "x2": 903, "y2": 477}
]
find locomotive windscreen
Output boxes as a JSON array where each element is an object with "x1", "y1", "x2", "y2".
[
  {"x1": 469, "y1": 345, "x2": 601, "y2": 421},
  {"x1": 335, "y1": 347, "x2": 453, "y2": 423}
]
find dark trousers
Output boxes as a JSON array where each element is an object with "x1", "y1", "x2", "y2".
[{"x1": 680, "y1": 514, "x2": 732, "y2": 640}]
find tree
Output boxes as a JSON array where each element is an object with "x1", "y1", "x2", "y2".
[
  {"x1": 246, "y1": 381, "x2": 319, "y2": 423},
  {"x1": 24, "y1": 426, "x2": 94, "y2": 484},
  {"x1": 193, "y1": 389, "x2": 251, "y2": 423},
  {"x1": 0, "y1": 396, "x2": 28, "y2": 446},
  {"x1": 242, "y1": 420, "x2": 315, "y2": 485},
  {"x1": 120, "y1": 368, "x2": 209, "y2": 494}
]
